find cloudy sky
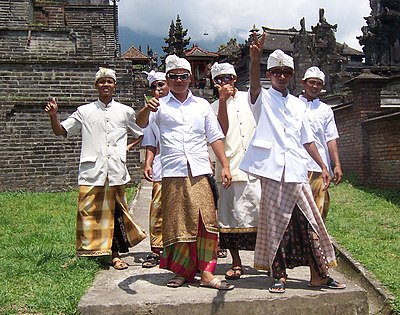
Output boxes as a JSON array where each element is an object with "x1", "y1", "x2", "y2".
[{"x1": 117, "y1": 0, "x2": 372, "y2": 52}]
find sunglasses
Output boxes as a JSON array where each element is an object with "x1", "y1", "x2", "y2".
[
  {"x1": 167, "y1": 73, "x2": 190, "y2": 81},
  {"x1": 270, "y1": 69, "x2": 293, "y2": 77},
  {"x1": 150, "y1": 81, "x2": 166, "y2": 90},
  {"x1": 306, "y1": 79, "x2": 323, "y2": 87},
  {"x1": 213, "y1": 75, "x2": 234, "y2": 85}
]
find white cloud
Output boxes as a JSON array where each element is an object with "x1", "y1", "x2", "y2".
[{"x1": 117, "y1": 0, "x2": 371, "y2": 50}]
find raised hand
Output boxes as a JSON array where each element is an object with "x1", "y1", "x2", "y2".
[
  {"x1": 249, "y1": 31, "x2": 266, "y2": 61},
  {"x1": 45, "y1": 97, "x2": 58, "y2": 116}
]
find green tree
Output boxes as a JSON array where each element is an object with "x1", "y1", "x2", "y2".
[{"x1": 162, "y1": 14, "x2": 190, "y2": 57}]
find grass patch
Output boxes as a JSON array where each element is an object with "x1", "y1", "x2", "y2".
[
  {"x1": 0, "y1": 186, "x2": 137, "y2": 314},
  {"x1": 327, "y1": 180, "x2": 400, "y2": 313}
]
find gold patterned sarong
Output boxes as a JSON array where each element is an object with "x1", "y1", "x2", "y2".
[
  {"x1": 149, "y1": 181, "x2": 163, "y2": 250},
  {"x1": 76, "y1": 182, "x2": 146, "y2": 256},
  {"x1": 161, "y1": 175, "x2": 218, "y2": 247},
  {"x1": 308, "y1": 171, "x2": 331, "y2": 222}
]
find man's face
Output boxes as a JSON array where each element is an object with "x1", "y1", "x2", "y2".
[
  {"x1": 166, "y1": 69, "x2": 191, "y2": 94},
  {"x1": 213, "y1": 74, "x2": 236, "y2": 88},
  {"x1": 95, "y1": 77, "x2": 116, "y2": 98},
  {"x1": 302, "y1": 78, "x2": 323, "y2": 100},
  {"x1": 150, "y1": 80, "x2": 169, "y2": 98},
  {"x1": 267, "y1": 67, "x2": 293, "y2": 93}
]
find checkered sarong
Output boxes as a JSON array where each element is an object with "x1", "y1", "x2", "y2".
[
  {"x1": 254, "y1": 177, "x2": 337, "y2": 271},
  {"x1": 76, "y1": 182, "x2": 146, "y2": 256}
]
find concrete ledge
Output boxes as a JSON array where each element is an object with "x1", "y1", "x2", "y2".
[{"x1": 78, "y1": 180, "x2": 372, "y2": 315}]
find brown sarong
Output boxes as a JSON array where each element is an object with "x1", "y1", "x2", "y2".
[
  {"x1": 161, "y1": 175, "x2": 218, "y2": 247},
  {"x1": 308, "y1": 171, "x2": 331, "y2": 222},
  {"x1": 76, "y1": 182, "x2": 146, "y2": 256},
  {"x1": 149, "y1": 181, "x2": 163, "y2": 250}
]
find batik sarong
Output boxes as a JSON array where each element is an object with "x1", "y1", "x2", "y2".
[{"x1": 160, "y1": 174, "x2": 218, "y2": 280}]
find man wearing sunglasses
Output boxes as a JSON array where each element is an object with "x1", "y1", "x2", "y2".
[
  {"x1": 299, "y1": 66, "x2": 343, "y2": 222},
  {"x1": 139, "y1": 70, "x2": 169, "y2": 269},
  {"x1": 136, "y1": 55, "x2": 234, "y2": 291},
  {"x1": 210, "y1": 62, "x2": 260, "y2": 282},
  {"x1": 240, "y1": 33, "x2": 346, "y2": 293}
]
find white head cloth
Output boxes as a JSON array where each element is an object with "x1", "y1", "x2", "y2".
[
  {"x1": 143, "y1": 70, "x2": 166, "y2": 86},
  {"x1": 267, "y1": 49, "x2": 294, "y2": 70},
  {"x1": 95, "y1": 67, "x2": 116, "y2": 82},
  {"x1": 211, "y1": 62, "x2": 237, "y2": 79},
  {"x1": 165, "y1": 54, "x2": 192, "y2": 74},
  {"x1": 302, "y1": 66, "x2": 325, "y2": 83}
]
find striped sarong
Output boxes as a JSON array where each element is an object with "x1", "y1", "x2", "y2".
[
  {"x1": 160, "y1": 220, "x2": 218, "y2": 281},
  {"x1": 308, "y1": 171, "x2": 331, "y2": 222},
  {"x1": 76, "y1": 182, "x2": 146, "y2": 256},
  {"x1": 149, "y1": 181, "x2": 163, "y2": 251}
]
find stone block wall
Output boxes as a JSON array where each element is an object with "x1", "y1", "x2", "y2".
[
  {"x1": 0, "y1": 1, "x2": 146, "y2": 192},
  {"x1": 0, "y1": 100, "x2": 143, "y2": 192}
]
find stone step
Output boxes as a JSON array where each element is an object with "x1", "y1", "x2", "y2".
[{"x1": 77, "y1": 180, "x2": 373, "y2": 315}]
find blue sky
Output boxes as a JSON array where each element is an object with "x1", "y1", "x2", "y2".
[{"x1": 117, "y1": 0, "x2": 371, "y2": 54}]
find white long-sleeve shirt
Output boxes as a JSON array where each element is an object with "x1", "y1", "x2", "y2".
[{"x1": 240, "y1": 87, "x2": 314, "y2": 183}]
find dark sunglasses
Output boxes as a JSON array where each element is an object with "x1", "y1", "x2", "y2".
[
  {"x1": 270, "y1": 69, "x2": 293, "y2": 77},
  {"x1": 213, "y1": 75, "x2": 234, "y2": 85},
  {"x1": 167, "y1": 73, "x2": 190, "y2": 81},
  {"x1": 150, "y1": 81, "x2": 166, "y2": 90}
]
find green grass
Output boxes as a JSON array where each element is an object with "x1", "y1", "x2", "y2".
[
  {"x1": 0, "y1": 182, "x2": 398, "y2": 313},
  {"x1": 327, "y1": 180, "x2": 400, "y2": 314},
  {"x1": 0, "y1": 186, "x2": 137, "y2": 315}
]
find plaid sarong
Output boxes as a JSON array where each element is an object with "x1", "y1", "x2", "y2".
[
  {"x1": 254, "y1": 177, "x2": 337, "y2": 271},
  {"x1": 160, "y1": 220, "x2": 218, "y2": 281},
  {"x1": 76, "y1": 182, "x2": 146, "y2": 256},
  {"x1": 149, "y1": 181, "x2": 163, "y2": 251},
  {"x1": 308, "y1": 171, "x2": 331, "y2": 222}
]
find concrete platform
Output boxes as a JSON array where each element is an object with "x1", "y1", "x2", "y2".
[{"x1": 78, "y1": 180, "x2": 375, "y2": 315}]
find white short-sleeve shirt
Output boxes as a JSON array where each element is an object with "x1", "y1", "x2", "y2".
[
  {"x1": 61, "y1": 99, "x2": 143, "y2": 186},
  {"x1": 299, "y1": 95, "x2": 339, "y2": 174}
]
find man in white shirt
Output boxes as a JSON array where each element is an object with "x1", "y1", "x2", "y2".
[
  {"x1": 299, "y1": 66, "x2": 343, "y2": 221},
  {"x1": 140, "y1": 70, "x2": 169, "y2": 268},
  {"x1": 210, "y1": 62, "x2": 260, "y2": 281},
  {"x1": 240, "y1": 32, "x2": 346, "y2": 293},
  {"x1": 136, "y1": 55, "x2": 235, "y2": 291},
  {"x1": 45, "y1": 67, "x2": 144, "y2": 270}
]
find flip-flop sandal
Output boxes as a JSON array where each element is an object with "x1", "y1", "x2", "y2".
[
  {"x1": 225, "y1": 266, "x2": 243, "y2": 280},
  {"x1": 110, "y1": 257, "x2": 129, "y2": 270},
  {"x1": 308, "y1": 277, "x2": 346, "y2": 289},
  {"x1": 166, "y1": 275, "x2": 186, "y2": 288},
  {"x1": 269, "y1": 279, "x2": 286, "y2": 293},
  {"x1": 217, "y1": 249, "x2": 227, "y2": 259},
  {"x1": 200, "y1": 278, "x2": 235, "y2": 291},
  {"x1": 142, "y1": 253, "x2": 160, "y2": 268}
]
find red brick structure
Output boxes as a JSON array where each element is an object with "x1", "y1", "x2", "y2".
[{"x1": 326, "y1": 70, "x2": 400, "y2": 189}]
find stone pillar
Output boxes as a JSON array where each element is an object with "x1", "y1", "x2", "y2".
[{"x1": 342, "y1": 69, "x2": 388, "y2": 184}]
